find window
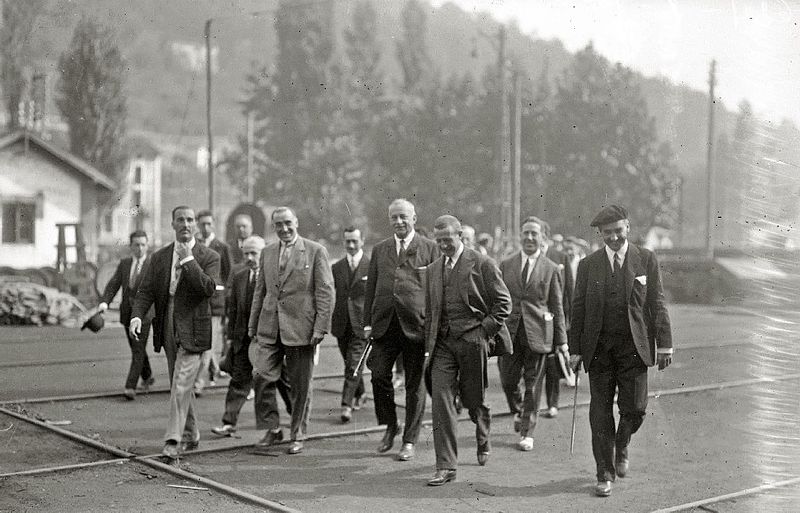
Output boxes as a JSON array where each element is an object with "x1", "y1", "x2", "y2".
[{"x1": 2, "y1": 201, "x2": 36, "y2": 243}]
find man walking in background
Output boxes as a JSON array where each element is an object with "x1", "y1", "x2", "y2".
[{"x1": 130, "y1": 206, "x2": 220, "y2": 459}]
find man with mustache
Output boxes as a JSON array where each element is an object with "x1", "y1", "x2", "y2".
[
  {"x1": 130, "y1": 206, "x2": 220, "y2": 459},
  {"x1": 363, "y1": 198, "x2": 440, "y2": 461},
  {"x1": 248, "y1": 207, "x2": 333, "y2": 455},
  {"x1": 569, "y1": 205, "x2": 673, "y2": 497}
]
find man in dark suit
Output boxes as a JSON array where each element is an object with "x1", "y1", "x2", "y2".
[
  {"x1": 363, "y1": 198, "x2": 440, "y2": 462},
  {"x1": 248, "y1": 207, "x2": 333, "y2": 455},
  {"x1": 98, "y1": 230, "x2": 155, "y2": 400},
  {"x1": 498, "y1": 216, "x2": 568, "y2": 452},
  {"x1": 195, "y1": 210, "x2": 233, "y2": 393},
  {"x1": 130, "y1": 206, "x2": 220, "y2": 459},
  {"x1": 569, "y1": 205, "x2": 673, "y2": 497},
  {"x1": 424, "y1": 215, "x2": 511, "y2": 486},
  {"x1": 230, "y1": 214, "x2": 254, "y2": 265},
  {"x1": 331, "y1": 226, "x2": 370, "y2": 423}
]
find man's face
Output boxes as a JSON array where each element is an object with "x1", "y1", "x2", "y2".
[
  {"x1": 130, "y1": 236, "x2": 148, "y2": 259},
  {"x1": 389, "y1": 202, "x2": 416, "y2": 239},
  {"x1": 520, "y1": 221, "x2": 544, "y2": 256},
  {"x1": 197, "y1": 215, "x2": 214, "y2": 239},
  {"x1": 599, "y1": 219, "x2": 630, "y2": 252},
  {"x1": 343, "y1": 230, "x2": 363, "y2": 256},
  {"x1": 273, "y1": 210, "x2": 298, "y2": 243},
  {"x1": 242, "y1": 245, "x2": 262, "y2": 269},
  {"x1": 172, "y1": 208, "x2": 196, "y2": 243},
  {"x1": 235, "y1": 216, "x2": 253, "y2": 240},
  {"x1": 564, "y1": 241, "x2": 577, "y2": 258},
  {"x1": 435, "y1": 225, "x2": 462, "y2": 258}
]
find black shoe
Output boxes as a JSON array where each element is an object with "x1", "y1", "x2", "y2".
[
  {"x1": 477, "y1": 442, "x2": 490, "y2": 466},
  {"x1": 595, "y1": 480, "x2": 612, "y2": 497},
  {"x1": 377, "y1": 423, "x2": 399, "y2": 453},
  {"x1": 615, "y1": 457, "x2": 629, "y2": 478},
  {"x1": 427, "y1": 469, "x2": 457, "y2": 486},
  {"x1": 255, "y1": 429, "x2": 283, "y2": 449},
  {"x1": 397, "y1": 443, "x2": 415, "y2": 461}
]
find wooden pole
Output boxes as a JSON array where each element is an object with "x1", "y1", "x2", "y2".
[
  {"x1": 705, "y1": 60, "x2": 716, "y2": 257},
  {"x1": 205, "y1": 19, "x2": 214, "y2": 214},
  {"x1": 513, "y1": 71, "x2": 522, "y2": 248}
]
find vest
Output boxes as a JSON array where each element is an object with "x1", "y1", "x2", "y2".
[
  {"x1": 601, "y1": 256, "x2": 632, "y2": 337},
  {"x1": 440, "y1": 257, "x2": 481, "y2": 339}
]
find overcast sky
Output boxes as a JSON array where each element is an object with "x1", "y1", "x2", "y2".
[{"x1": 432, "y1": 0, "x2": 800, "y2": 126}]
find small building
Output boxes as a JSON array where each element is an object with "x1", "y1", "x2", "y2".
[{"x1": 0, "y1": 131, "x2": 117, "y2": 269}]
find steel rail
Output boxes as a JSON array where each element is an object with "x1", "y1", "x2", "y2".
[{"x1": 650, "y1": 475, "x2": 800, "y2": 513}]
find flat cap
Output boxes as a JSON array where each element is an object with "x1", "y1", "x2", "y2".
[{"x1": 590, "y1": 205, "x2": 628, "y2": 227}]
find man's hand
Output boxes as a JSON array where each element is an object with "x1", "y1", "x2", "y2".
[
  {"x1": 557, "y1": 343, "x2": 569, "y2": 356},
  {"x1": 248, "y1": 329, "x2": 255, "y2": 338},
  {"x1": 311, "y1": 331, "x2": 325, "y2": 345},
  {"x1": 363, "y1": 325, "x2": 372, "y2": 339},
  {"x1": 175, "y1": 241, "x2": 192, "y2": 260},
  {"x1": 657, "y1": 352, "x2": 672, "y2": 370},
  {"x1": 98, "y1": 302, "x2": 108, "y2": 312},
  {"x1": 129, "y1": 318, "x2": 142, "y2": 340},
  {"x1": 569, "y1": 354, "x2": 583, "y2": 372}
]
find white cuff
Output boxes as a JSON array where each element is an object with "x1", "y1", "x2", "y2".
[
  {"x1": 657, "y1": 348, "x2": 673, "y2": 355},
  {"x1": 130, "y1": 317, "x2": 141, "y2": 325},
  {"x1": 179, "y1": 255, "x2": 195, "y2": 265}
]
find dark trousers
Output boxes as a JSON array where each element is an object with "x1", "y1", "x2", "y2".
[
  {"x1": 367, "y1": 314, "x2": 426, "y2": 445},
  {"x1": 337, "y1": 331, "x2": 366, "y2": 407},
  {"x1": 544, "y1": 354, "x2": 561, "y2": 408},
  {"x1": 252, "y1": 335, "x2": 310, "y2": 441},
  {"x1": 430, "y1": 330, "x2": 490, "y2": 470},
  {"x1": 221, "y1": 340, "x2": 253, "y2": 427},
  {"x1": 124, "y1": 324, "x2": 152, "y2": 390},
  {"x1": 588, "y1": 335, "x2": 648, "y2": 481},
  {"x1": 498, "y1": 325, "x2": 548, "y2": 437}
]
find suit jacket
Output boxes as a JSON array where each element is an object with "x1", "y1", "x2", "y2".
[
  {"x1": 546, "y1": 246, "x2": 574, "y2": 329},
  {"x1": 248, "y1": 236, "x2": 334, "y2": 346},
  {"x1": 225, "y1": 266, "x2": 256, "y2": 353},
  {"x1": 500, "y1": 251, "x2": 567, "y2": 354},
  {"x1": 423, "y1": 247, "x2": 512, "y2": 363},
  {"x1": 364, "y1": 233, "x2": 440, "y2": 342},
  {"x1": 331, "y1": 254, "x2": 370, "y2": 339},
  {"x1": 568, "y1": 244, "x2": 672, "y2": 370},
  {"x1": 100, "y1": 255, "x2": 154, "y2": 327},
  {"x1": 131, "y1": 242, "x2": 220, "y2": 353},
  {"x1": 200, "y1": 237, "x2": 233, "y2": 317}
]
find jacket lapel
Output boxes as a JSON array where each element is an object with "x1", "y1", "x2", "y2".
[
  {"x1": 161, "y1": 243, "x2": 175, "y2": 291},
  {"x1": 624, "y1": 244, "x2": 640, "y2": 301},
  {"x1": 348, "y1": 255, "x2": 366, "y2": 289},
  {"x1": 525, "y1": 253, "x2": 545, "y2": 291},
  {"x1": 429, "y1": 256, "x2": 444, "y2": 338},
  {"x1": 399, "y1": 235, "x2": 417, "y2": 266},
  {"x1": 280, "y1": 237, "x2": 306, "y2": 286},
  {"x1": 265, "y1": 243, "x2": 281, "y2": 288},
  {"x1": 458, "y1": 250, "x2": 476, "y2": 307}
]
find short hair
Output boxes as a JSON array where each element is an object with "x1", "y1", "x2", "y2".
[
  {"x1": 389, "y1": 198, "x2": 416, "y2": 215},
  {"x1": 271, "y1": 206, "x2": 297, "y2": 221},
  {"x1": 241, "y1": 235, "x2": 266, "y2": 251},
  {"x1": 433, "y1": 215, "x2": 462, "y2": 233},
  {"x1": 196, "y1": 209, "x2": 213, "y2": 220},
  {"x1": 129, "y1": 230, "x2": 148, "y2": 243},
  {"x1": 171, "y1": 205, "x2": 193, "y2": 220},
  {"x1": 343, "y1": 226, "x2": 363, "y2": 238},
  {"x1": 522, "y1": 215, "x2": 550, "y2": 238}
]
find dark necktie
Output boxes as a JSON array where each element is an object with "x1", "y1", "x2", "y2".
[
  {"x1": 444, "y1": 257, "x2": 453, "y2": 282},
  {"x1": 398, "y1": 239, "x2": 406, "y2": 261},
  {"x1": 521, "y1": 257, "x2": 530, "y2": 286},
  {"x1": 130, "y1": 258, "x2": 141, "y2": 287},
  {"x1": 613, "y1": 253, "x2": 621, "y2": 275}
]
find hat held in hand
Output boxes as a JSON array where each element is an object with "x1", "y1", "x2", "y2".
[{"x1": 81, "y1": 311, "x2": 105, "y2": 332}]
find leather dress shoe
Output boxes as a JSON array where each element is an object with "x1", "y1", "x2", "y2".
[
  {"x1": 594, "y1": 480, "x2": 612, "y2": 497},
  {"x1": 287, "y1": 441, "x2": 304, "y2": 454},
  {"x1": 427, "y1": 469, "x2": 457, "y2": 486},
  {"x1": 397, "y1": 443, "x2": 415, "y2": 461},
  {"x1": 255, "y1": 429, "x2": 284, "y2": 449},
  {"x1": 377, "y1": 424, "x2": 399, "y2": 453},
  {"x1": 123, "y1": 389, "x2": 136, "y2": 400},
  {"x1": 544, "y1": 406, "x2": 558, "y2": 418},
  {"x1": 140, "y1": 376, "x2": 155, "y2": 392},
  {"x1": 616, "y1": 457, "x2": 629, "y2": 478},
  {"x1": 161, "y1": 441, "x2": 179, "y2": 459},
  {"x1": 211, "y1": 424, "x2": 237, "y2": 437},
  {"x1": 341, "y1": 406, "x2": 352, "y2": 423},
  {"x1": 477, "y1": 443, "x2": 490, "y2": 466},
  {"x1": 180, "y1": 439, "x2": 200, "y2": 452}
]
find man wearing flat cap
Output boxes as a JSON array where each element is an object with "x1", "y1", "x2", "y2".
[{"x1": 569, "y1": 205, "x2": 673, "y2": 497}]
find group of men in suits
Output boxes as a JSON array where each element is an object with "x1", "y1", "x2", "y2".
[{"x1": 101, "y1": 200, "x2": 672, "y2": 497}]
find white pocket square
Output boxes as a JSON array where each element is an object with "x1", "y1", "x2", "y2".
[
  {"x1": 361, "y1": 276, "x2": 368, "y2": 281},
  {"x1": 635, "y1": 275, "x2": 647, "y2": 285}
]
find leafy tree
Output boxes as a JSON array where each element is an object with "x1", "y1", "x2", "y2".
[
  {"x1": 546, "y1": 44, "x2": 677, "y2": 240},
  {"x1": 396, "y1": 0, "x2": 433, "y2": 93},
  {"x1": 0, "y1": 0, "x2": 46, "y2": 130},
  {"x1": 56, "y1": 17, "x2": 127, "y2": 178}
]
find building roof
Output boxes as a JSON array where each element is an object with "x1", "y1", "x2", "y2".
[{"x1": 0, "y1": 131, "x2": 117, "y2": 191}]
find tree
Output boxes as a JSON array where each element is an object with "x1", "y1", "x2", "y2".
[
  {"x1": 0, "y1": 0, "x2": 46, "y2": 130},
  {"x1": 56, "y1": 17, "x2": 127, "y2": 178},
  {"x1": 546, "y1": 44, "x2": 677, "y2": 240},
  {"x1": 396, "y1": 0, "x2": 433, "y2": 93}
]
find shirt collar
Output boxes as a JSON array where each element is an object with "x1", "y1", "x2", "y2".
[
  {"x1": 446, "y1": 243, "x2": 465, "y2": 267},
  {"x1": 282, "y1": 234, "x2": 299, "y2": 248},
  {"x1": 175, "y1": 238, "x2": 196, "y2": 252},
  {"x1": 394, "y1": 230, "x2": 416, "y2": 248},
  {"x1": 521, "y1": 249, "x2": 541, "y2": 268},
  {"x1": 604, "y1": 240, "x2": 629, "y2": 266},
  {"x1": 348, "y1": 249, "x2": 363, "y2": 266}
]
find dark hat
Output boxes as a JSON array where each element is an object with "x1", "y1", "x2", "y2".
[
  {"x1": 590, "y1": 205, "x2": 628, "y2": 227},
  {"x1": 81, "y1": 311, "x2": 105, "y2": 332}
]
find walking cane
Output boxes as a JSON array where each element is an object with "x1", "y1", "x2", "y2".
[
  {"x1": 353, "y1": 337, "x2": 373, "y2": 378},
  {"x1": 570, "y1": 373, "x2": 580, "y2": 455}
]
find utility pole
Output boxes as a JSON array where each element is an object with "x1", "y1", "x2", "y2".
[
  {"x1": 512, "y1": 70, "x2": 522, "y2": 248},
  {"x1": 246, "y1": 110, "x2": 255, "y2": 203},
  {"x1": 205, "y1": 19, "x2": 214, "y2": 215},
  {"x1": 497, "y1": 25, "x2": 511, "y2": 251},
  {"x1": 705, "y1": 59, "x2": 716, "y2": 257}
]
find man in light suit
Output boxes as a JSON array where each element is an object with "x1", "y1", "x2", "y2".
[
  {"x1": 248, "y1": 207, "x2": 333, "y2": 455},
  {"x1": 98, "y1": 230, "x2": 155, "y2": 400},
  {"x1": 363, "y1": 198, "x2": 440, "y2": 462},
  {"x1": 498, "y1": 216, "x2": 568, "y2": 451},
  {"x1": 331, "y1": 226, "x2": 370, "y2": 423},
  {"x1": 424, "y1": 215, "x2": 511, "y2": 486},
  {"x1": 569, "y1": 205, "x2": 673, "y2": 497},
  {"x1": 130, "y1": 206, "x2": 220, "y2": 459}
]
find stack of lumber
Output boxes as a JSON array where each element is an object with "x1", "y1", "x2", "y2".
[{"x1": 0, "y1": 281, "x2": 86, "y2": 327}]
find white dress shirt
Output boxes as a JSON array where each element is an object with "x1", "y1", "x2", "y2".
[
  {"x1": 394, "y1": 230, "x2": 416, "y2": 256},
  {"x1": 520, "y1": 249, "x2": 541, "y2": 283}
]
